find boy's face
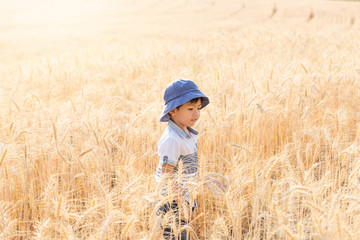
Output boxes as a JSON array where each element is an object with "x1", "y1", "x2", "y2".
[{"x1": 169, "y1": 99, "x2": 202, "y2": 131}]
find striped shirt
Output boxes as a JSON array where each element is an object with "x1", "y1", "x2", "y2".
[{"x1": 155, "y1": 120, "x2": 198, "y2": 206}]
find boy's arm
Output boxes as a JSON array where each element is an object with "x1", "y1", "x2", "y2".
[
  {"x1": 162, "y1": 163, "x2": 192, "y2": 221},
  {"x1": 161, "y1": 163, "x2": 183, "y2": 203}
]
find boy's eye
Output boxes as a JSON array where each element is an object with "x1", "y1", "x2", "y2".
[{"x1": 188, "y1": 108, "x2": 193, "y2": 111}]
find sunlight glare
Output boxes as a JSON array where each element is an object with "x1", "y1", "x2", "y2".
[{"x1": 4, "y1": 0, "x2": 107, "y2": 27}]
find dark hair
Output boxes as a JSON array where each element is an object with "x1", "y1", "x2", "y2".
[{"x1": 176, "y1": 97, "x2": 203, "y2": 110}]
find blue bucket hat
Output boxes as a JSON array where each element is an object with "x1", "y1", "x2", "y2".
[{"x1": 160, "y1": 79, "x2": 210, "y2": 122}]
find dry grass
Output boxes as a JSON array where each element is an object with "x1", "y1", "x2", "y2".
[{"x1": 1, "y1": 0, "x2": 360, "y2": 239}]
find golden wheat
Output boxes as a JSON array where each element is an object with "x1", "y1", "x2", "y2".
[{"x1": 0, "y1": 0, "x2": 360, "y2": 239}]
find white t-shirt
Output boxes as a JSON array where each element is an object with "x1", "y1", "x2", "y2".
[{"x1": 155, "y1": 120, "x2": 198, "y2": 205}]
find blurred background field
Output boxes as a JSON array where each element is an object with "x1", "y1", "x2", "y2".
[{"x1": 0, "y1": 0, "x2": 360, "y2": 239}]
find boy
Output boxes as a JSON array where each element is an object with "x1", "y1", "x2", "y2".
[{"x1": 155, "y1": 79, "x2": 209, "y2": 240}]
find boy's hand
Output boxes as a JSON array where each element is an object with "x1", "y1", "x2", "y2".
[
  {"x1": 205, "y1": 175, "x2": 226, "y2": 192},
  {"x1": 178, "y1": 200, "x2": 192, "y2": 222}
]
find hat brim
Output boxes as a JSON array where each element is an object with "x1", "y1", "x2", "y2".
[{"x1": 160, "y1": 90, "x2": 209, "y2": 122}]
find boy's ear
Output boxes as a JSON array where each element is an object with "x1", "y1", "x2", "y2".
[{"x1": 169, "y1": 109, "x2": 176, "y2": 117}]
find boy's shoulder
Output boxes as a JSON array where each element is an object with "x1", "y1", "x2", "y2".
[{"x1": 159, "y1": 126, "x2": 181, "y2": 144}]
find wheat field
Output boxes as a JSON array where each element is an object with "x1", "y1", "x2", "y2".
[{"x1": 1, "y1": 0, "x2": 360, "y2": 239}]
